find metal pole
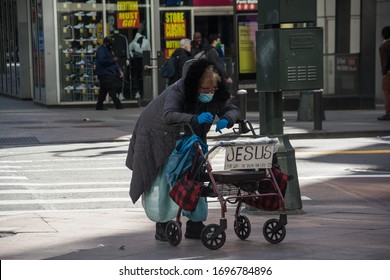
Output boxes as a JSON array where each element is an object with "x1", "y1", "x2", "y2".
[
  {"x1": 313, "y1": 90, "x2": 323, "y2": 130},
  {"x1": 237, "y1": 89, "x2": 247, "y2": 120}
]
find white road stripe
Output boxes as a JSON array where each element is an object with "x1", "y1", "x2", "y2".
[
  {"x1": 0, "y1": 198, "x2": 130, "y2": 205},
  {"x1": 0, "y1": 176, "x2": 28, "y2": 180},
  {"x1": 16, "y1": 167, "x2": 128, "y2": 172},
  {"x1": 0, "y1": 157, "x2": 125, "y2": 164},
  {"x1": 0, "y1": 207, "x2": 144, "y2": 216},
  {"x1": 0, "y1": 188, "x2": 128, "y2": 194}
]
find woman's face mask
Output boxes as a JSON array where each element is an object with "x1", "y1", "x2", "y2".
[
  {"x1": 198, "y1": 93, "x2": 214, "y2": 103},
  {"x1": 198, "y1": 86, "x2": 217, "y2": 103}
]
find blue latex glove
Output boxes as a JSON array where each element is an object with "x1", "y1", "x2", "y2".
[
  {"x1": 197, "y1": 112, "x2": 214, "y2": 124},
  {"x1": 216, "y1": 118, "x2": 229, "y2": 133}
]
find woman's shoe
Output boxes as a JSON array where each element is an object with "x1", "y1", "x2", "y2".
[
  {"x1": 155, "y1": 222, "x2": 168, "y2": 241},
  {"x1": 184, "y1": 220, "x2": 205, "y2": 239}
]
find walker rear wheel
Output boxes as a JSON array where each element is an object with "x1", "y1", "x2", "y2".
[
  {"x1": 201, "y1": 224, "x2": 226, "y2": 250},
  {"x1": 263, "y1": 218, "x2": 286, "y2": 244},
  {"x1": 166, "y1": 221, "x2": 182, "y2": 246},
  {"x1": 234, "y1": 215, "x2": 251, "y2": 240}
]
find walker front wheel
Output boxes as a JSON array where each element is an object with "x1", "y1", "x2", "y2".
[
  {"x1": 201, "y1": 224, "x2": 226, "y2": 250},
  {"x1": 166, "y1": 221, "x2": 182, "y2": 246},
  {"x1": 234, "y1": 215, "x2": 251, "y2": 240},
  {"x1": 263, "y1": 218, "x2": 286, "y2": 244}
]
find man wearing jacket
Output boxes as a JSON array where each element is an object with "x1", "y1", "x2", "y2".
[
  {"x1": 167, "y1": 38, "x2": 192, "y2": 86},
  {"x1": 95, "y1": 36, "x2": 124, "y2": 110},
  {"x1": 202, "y1": 34, "x2": 233, "y2": 84}
]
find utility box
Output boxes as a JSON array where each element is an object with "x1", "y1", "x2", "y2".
[
  {"x1": 256, "y1": 27, "x2": 323, "y2": 92},
  {"x1": 258, "y1": 0, "x2": 316, "y2": 25}
]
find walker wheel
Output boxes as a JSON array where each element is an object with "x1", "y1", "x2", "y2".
[
  {"x1": 166, "y1": 221, "x2": 182, "y2": 246},
  {"x1": 234, "y1": 215, "x2": 251, "y2": 240},
  {"x1": 263, "y1": 218, "x2": 286, "y2": 244},
  {"x1": 201, "y1": 224, "x2": 226, "y2": 250}
]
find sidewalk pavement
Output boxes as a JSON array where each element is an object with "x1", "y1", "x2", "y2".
[
  {"x1": 0, "y1": 94, "x2": 389, "y2": 260},
  {"x1": 0, "y1": 94, "x2": 389, "y2": 145}
]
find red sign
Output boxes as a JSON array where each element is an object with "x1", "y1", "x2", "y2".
[{"x1": 117, "y1": 11, "x2": 140, "y2": 29}]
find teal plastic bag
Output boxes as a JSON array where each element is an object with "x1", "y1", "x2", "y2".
[
  {"x1": 142, "y1": 162, "x2": 179, "y2": 222},
  {"x1": 182, "y1": 197, "x2": 208, "y2": 222}
]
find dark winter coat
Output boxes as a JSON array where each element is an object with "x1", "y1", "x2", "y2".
[
  {"x1": 125, "y1": 59, "x2": 240, "y2": 203},
  {"x1": 202, "y1": 45, "x2": 229, "y2": 80},
  {"x1": 96, "y1": 44, "x2": 120, "y2": 77},
  {"x1": 168, "y1": 48, "x2": 192, "y2": 86}
]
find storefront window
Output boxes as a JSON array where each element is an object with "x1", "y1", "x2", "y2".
[
  {"x1": 57, "y1": 0, "x2": 102, "y2": 102},
  {"x1": 105, "y1": 0, "x2": 151, "y2": 99},
  {"x1": 57, "y1": 0, "x2": 152, "y2": 102}
]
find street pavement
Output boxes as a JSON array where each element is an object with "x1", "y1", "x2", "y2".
[{"x1": 0, "y1": 94, "x2": 389, "y2": 260}]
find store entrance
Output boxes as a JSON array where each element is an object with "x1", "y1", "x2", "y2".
[
  {"x1": 194, "y1": 15, "x2": 234, "y2": 58},
  {"x1": 194, "y1": 15, "x2": 235, "y2": 92}
]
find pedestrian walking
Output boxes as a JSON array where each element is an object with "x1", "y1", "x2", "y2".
[
  {"x1": 95, "y1": 36, "x2": 124, "y2": 110},
  {"x1": 167, "y1": 38, "x2": 192, "y2": 86},
  {"x1": 200, "y1": 34, "x2": 233, "y2": 84}
]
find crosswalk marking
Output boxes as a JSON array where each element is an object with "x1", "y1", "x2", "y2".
[
  {"x1": 0, "y1": 176, "x2": 28, "y2": 180},
  {"x1": 0, "y1": 188, "x2": 128, "y2": 194},
  {"x1": 0, "y1": 198, "x2": 131, "y2": 205}
]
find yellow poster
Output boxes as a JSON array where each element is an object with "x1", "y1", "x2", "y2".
[
  {"x1": 238, "y1": 24, "x2": 256, "y2": 74},
  {"x1": 96, "y1": 22, "x2": 110, "y2": 45}
]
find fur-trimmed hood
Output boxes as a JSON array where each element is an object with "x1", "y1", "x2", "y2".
[{"x1": 182, "y1": 59, "x2": 230, "y2": 113}]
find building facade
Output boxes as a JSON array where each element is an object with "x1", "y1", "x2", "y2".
[{"x1": 0, "y1": 0, "x2": 389, "y2": 110}]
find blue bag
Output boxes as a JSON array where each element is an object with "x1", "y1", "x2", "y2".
[{"x1": 165, "y1": 135, "x2": 208, "y2": 187}]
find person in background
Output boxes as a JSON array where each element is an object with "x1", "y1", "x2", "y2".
[
  {"x1": 191, "y1": 32, "x2": 205, "y2": 57},
  {"x1": 378, "y1": 26, "x2": 390, "y2": 121},
  {"x1": 167, "y1": 38, "x2": 192, "y2": 86},
  {"x1": 202, "y1": 34, "x2": 233, "y2": 84},
  {"x1": 125, "y1": 59, "x2": 240, "y2": 241},
  {"x1": 95, "y1": 36, "x2": 124, "y2": 110},
  {"x1": 129, "y1": 23, "x2": 151, "y2": 99}
]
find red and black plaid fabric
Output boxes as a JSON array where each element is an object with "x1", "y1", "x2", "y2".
[
  {"x1": 169, "y1": 175, "x2": 203, "y2": 211},
  {"x1": 242, "y1": 166, "x2": 291, "y2": 211},
  {"x1": 271, "y1": 166, "x2": 290, "y2": 197}
]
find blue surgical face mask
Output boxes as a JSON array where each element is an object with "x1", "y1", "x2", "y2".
[{"x1": 198, "y1": 93, "x2": 214, "y2": 103}]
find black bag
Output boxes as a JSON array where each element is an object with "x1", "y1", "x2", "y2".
[{"x1": 161, "y1": 56, "x2": 176, "y2": 78}]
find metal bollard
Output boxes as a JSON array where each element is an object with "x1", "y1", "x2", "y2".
[
  {"x1": 313, "y1": 90, "x2": 324, "y2": 130},
  {"x1": 237, "y1": 89, "x2": 247, "y2": 120}
]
